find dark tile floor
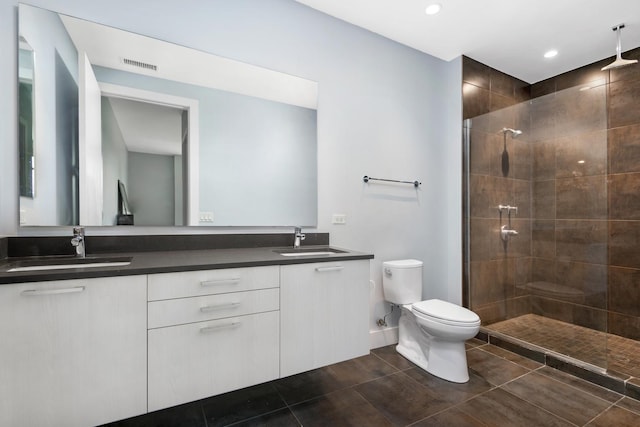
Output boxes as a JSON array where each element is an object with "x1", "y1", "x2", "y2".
[{"x1": 104, "y1": 340, "x2": 640, "y2": 427}]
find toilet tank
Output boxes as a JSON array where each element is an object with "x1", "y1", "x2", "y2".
[{"x1": 382, "y1": 259, "x2": 423, "y2": 304}]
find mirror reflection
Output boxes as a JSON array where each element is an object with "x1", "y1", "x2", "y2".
[
  {"x1": 18, "y1": 3, "x2": 318, "y2": 227},
  {"x1": 18, "y1": 36, "x2": 35, "y2": 200}
]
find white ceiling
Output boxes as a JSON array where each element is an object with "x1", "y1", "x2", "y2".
[
  {"x1": 295, "y1": 0, "x2": 640, "y2": 83},
  {"x1": 105, "y1": 97, "x2": 183, "y2": 156}
]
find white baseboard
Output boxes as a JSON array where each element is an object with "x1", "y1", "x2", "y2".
[{"x1": 369, "y1": 327, "x2": 398, "y2": 349}]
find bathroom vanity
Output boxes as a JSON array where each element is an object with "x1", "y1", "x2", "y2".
[{"x1": 0, "y1": 240, "x2": 372, "y2": 427}]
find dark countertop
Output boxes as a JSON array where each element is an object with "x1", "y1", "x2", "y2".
[{"x1": 0, "y1": 246, "x2": 374, "y2": 285}]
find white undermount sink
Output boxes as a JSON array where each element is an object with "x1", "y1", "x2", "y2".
[
  {"x1": 5, "y1": 257, "x2": 132, "y2": 272},
  {"x1": 275, "y1": 247, "x2": 346, "y2": 257}
]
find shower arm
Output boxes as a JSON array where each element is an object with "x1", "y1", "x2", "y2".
[{"x1": 614, "y1": 24, "x2": 624, "y2": 59}]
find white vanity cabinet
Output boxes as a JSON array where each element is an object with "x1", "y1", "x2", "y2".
[
  {"x1": 0, "y1": 276, "x2": 147, "y2": 427},
  {"x1": 147, "y1": 266, "x2": 281, "y2": 411},
  {"x1": 280, "y1": 260, "x2": 370, "y2": 377}
]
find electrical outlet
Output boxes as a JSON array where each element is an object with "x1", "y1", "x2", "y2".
[
  {"x1": 332, "y1": 214, "x2": 347, "y2": 224},
  {"x1": 199, "y1": 212, "x2": 214, "y2": 222}
]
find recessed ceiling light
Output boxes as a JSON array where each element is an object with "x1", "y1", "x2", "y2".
[
  {"x1": 425, "y1": 3, "x2": 442, "y2": 15},
  {"x1": 544, "y1": 49, "x2": 558, "y2": 58}
]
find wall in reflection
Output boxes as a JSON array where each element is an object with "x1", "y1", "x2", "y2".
[
  {"x1": 19, "y1": 4, "x2": 79, "y2": 226},
  {"x1": 95, "y1": 66, "x2": 317, "y2": 226}
]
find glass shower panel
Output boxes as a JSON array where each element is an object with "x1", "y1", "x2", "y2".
[{"x1": 465, "y1": 79, "x2": 609, "y2": 370}]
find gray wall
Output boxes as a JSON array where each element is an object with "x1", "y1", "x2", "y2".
[
  {"x1": 101, "y1": 97, "x2": 128, "y2": 226},
  {"x1": 128, "y1": 152, "x2": 175, "y2": 226},
  {"x1": 0, "y1": 0, "x2": 462, "y2": 345},
  {"x1": 54, "y1": 50, "x2": 78, "y2": 225}
]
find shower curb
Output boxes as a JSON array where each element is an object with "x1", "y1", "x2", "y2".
[{"x1": 476, "y1": 328, "x2": 640, "y2": 399}]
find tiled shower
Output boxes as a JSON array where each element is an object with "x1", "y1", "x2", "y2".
[{"x1": 462, "y1": 51, "x2": 640, "y2": 377}]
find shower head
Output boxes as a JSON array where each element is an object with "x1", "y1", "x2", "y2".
[
  {"x1": 601, "y1": 24, "x2": 638, "y2": 71},
  {"x1": 502, "y1": 128, "x2": 522, "y2": 138}
]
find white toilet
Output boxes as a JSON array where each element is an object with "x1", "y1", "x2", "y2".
[{"x1": 382, "y1": 259, "x2": 480, "y2": 383}]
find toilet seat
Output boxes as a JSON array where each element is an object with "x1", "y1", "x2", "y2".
[{"x1": 412, "y1": 299, "x2": 480, "y2": 327}]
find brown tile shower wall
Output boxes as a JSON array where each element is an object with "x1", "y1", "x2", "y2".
[
  {"x1": 529, "y1": 48, "x2": 640, "y2": 340},
  {"x1": 463, "y1": 57, "x2": 530, "y2": 120},
  {"x1": 528, "y1": 75, "x2": 610, "y2": 334},
  {"x1": 464, "y1": 48, "x2": 640, "y2": 341},
  {"x1": 463, "y1": 56, "x2": 532, "y2": 323}
]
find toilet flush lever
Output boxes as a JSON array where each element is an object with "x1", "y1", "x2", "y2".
[{"x1": 384, "y1": 267, "x2": 392, "y2": 277}]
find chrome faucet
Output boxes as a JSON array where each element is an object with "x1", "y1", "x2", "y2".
[
  {"x1": 71, "y1": 226, "x2": 86, "y2": 258},
  {"x1": 293, "y1": 227, "x2": 306, "y2": 249}
]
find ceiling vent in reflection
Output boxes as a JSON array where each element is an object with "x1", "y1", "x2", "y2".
[{"x1": 122, "y1": 58, "x2": 158, "y2": 71}]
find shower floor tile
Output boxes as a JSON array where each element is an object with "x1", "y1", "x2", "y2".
[{"x1": 486, "y1": 314, "x2": 640, "y2": 379}]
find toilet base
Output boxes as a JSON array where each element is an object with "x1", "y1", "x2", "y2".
[
  {"x1": 396, "y1": 306, "x2": 470, "y2": 383},
  {"x1": 396, "y1": 340, "x2": 470, "y2": 383},
  {"x1": 425, "y1": 339, "x2": 470, "y2": 383}
]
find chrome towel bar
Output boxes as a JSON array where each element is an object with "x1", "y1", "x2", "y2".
[{"x1": 363, "y1": 175, "x2": 421, "y2": 187}]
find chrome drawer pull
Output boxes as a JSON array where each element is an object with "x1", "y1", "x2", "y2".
[
  {"x1": 200, "y1": 277, "x2": 241, "y2": 287},
  {"x1": 199, "y1": 302, "x2": 240, "y2": 312},
  {"x1": 21, "y1": 286, "x2": 85, "y2": 296},
  {"x1": 315, "y1": 266, "x2": 343, "y2": 272},
  {"x1": 199, "y1": 321, "x2": 241, "y2": 333}
]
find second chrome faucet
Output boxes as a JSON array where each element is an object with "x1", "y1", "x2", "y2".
[
  {"x1": 71, "y1": 226, "x2": 86, "y2": 258},
  {"x1": 293, "y1": 227, "x2": 306, "y2": 248}
]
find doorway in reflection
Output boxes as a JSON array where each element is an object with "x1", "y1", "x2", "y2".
[{"x1": 102, "y1": 96, "x2": 186, "y2": 226}]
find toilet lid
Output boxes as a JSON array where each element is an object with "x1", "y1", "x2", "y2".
[
  {"x1": 412, "y1": 299, "x2": 480, "y2": 324},
  {"x1": 382, "y1": 259, "x2": 423, "y2": 268}
]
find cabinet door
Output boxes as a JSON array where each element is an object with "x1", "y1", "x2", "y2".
[
  {"x1": 0, "y1": 276, "x2": 147, "y2": 427},
  {"x1": 280, "y1": 260, "x2": 370, "y2": 377},
  {"x1": 148, "y1": 311, "x2": 280, "y2": 411}
]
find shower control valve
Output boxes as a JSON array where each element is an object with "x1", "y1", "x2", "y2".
[
  {"x1": 498, "y1": 205, "x2": 518, "y2": 215},
  {"x1": 501, "y1": 225, "x2": 519, "y2": 242}
]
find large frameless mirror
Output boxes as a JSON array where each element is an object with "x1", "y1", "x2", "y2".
[{"x1": 18, "y1": 3, "x2": 318, "y2": 228}]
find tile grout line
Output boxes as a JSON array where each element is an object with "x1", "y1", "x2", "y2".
[
  {"x1": 535, "y1": 366, "x2": 626, "y2": 404},
  {"x1": 349, "y1": 386, "x2": 398, "y2": 427},
  {"x1": 579, "y1": 399, "x2": 619, "y2": 426},
  {"x1": 272, "y1": 383, "x2": 304, "y2": 426},
  {"x1": 222, "y1": 407, "x2": 302, "y2": 427},
  {"x1": 369, "y1": 348, "x2": 413, "y2": 372},
  {"x1": 472, "y1": 344, "x2": 543, "y2": 374},
  {"x1": 496, "y1": 384, "x2": 582, "y2": 427},
  {"x1": 404, "y1": 386, "x2": 499, "y2": 427},
  {"x1": 272, "y1": 352, "x2": 408, "y2": 425}
]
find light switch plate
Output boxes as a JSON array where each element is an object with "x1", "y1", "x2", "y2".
[
  {"x1": 332, "y1": 214, "x2": 347, "y2": 224},
  {"x1": 199, "y1": 212, "x2": 214, "y2": 222}
]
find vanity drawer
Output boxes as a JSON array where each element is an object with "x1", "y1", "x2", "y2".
[
  {"x1": 148, "y1": 266, "x2": 279, "y2": 301},
  {"x1": 148, "y1": 288, "x2": 279, "y2": 329},
  {"x1": 148, "y1": 310, "x2": 280, "y2": 411}
]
